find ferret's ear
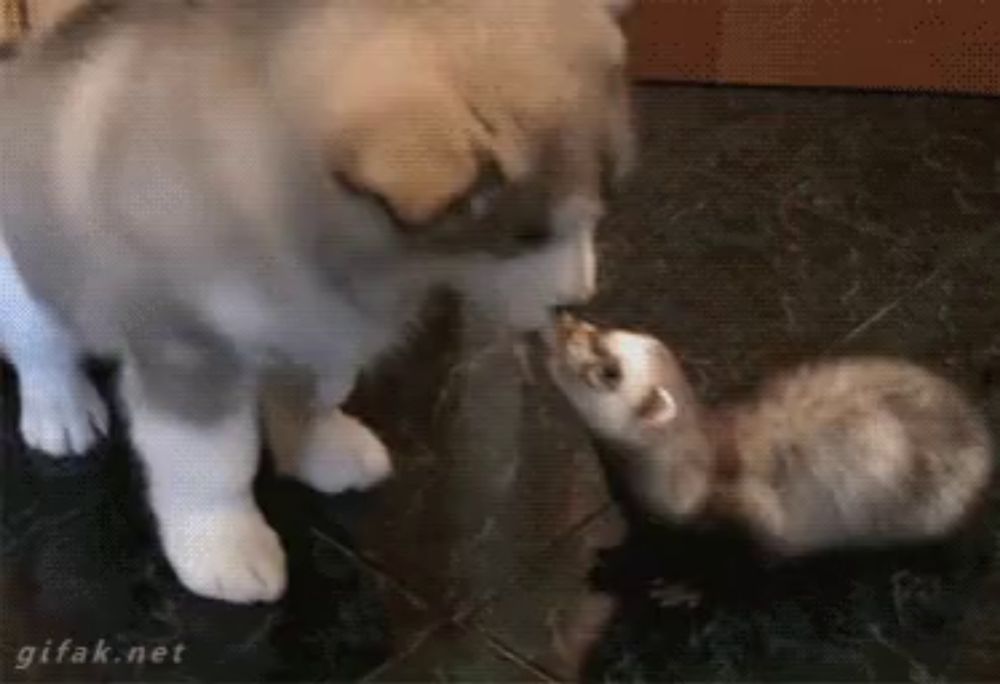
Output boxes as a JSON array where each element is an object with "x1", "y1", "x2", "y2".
[{"x1": 637, "y1": 387, "x2": 678, "y2": 426}]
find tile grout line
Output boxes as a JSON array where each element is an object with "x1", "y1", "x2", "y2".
[
  {"x1": 309, "y1": 525, "x2": 433, "y2": 613},
  {"x1": 334, "y1": 496, "x2": 614, "y2": 679},
  {"x1": 473, "y1": 624, "x2": 562, "y2": 683},
  {"x1": 311, "y1": 497, "x2": 614, "y2": 625},
  {"x1": 307, "y1": 527, "x2": 457, "y2": 682},
  {"x1": 356, "y1": 619, "x2": 446, "y2": 684},
  {"x1": 311, "y1": 500, "x2": 614, "y2": 680},
  {"x1": 358, "y1": 617, "x2": 559, "y2": 684},
  {"x1": 450, "y1": 501, "x2": 614, "y2": 624}
]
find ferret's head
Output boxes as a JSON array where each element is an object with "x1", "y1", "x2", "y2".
[{"x1": 544, "y1": 314, "x2": 692, "y2": 441}]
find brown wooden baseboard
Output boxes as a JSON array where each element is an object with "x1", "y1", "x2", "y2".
[
  {"x1": 8, "y1": 1, "x2": 999, "y2": 95},
  {"x1": 625, "y1": 0, "x2": 1000, "y2": 95},
  {"x1": 24, "y1": 0, "x2": 82, "y2": 32},
  {"x1": 1, "y1": 0, "x2": 26, "y2": 45}
]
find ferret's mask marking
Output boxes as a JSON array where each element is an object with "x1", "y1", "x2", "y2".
[{"x1": 547, "y1": 316, "x2": 679, "y2": 435}]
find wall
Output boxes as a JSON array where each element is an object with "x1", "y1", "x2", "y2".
[
  {"x1": 626, "y1": 0, "x2": 1000, "y2": 95},
  {"x1": 25, "y1": 0, "x2": 82, "y2": 31},
  {"x1": 6, "y1": 1, "x2": 1000, "y2": 95},
  {"x1": 1, "y1": 0, "x2": 24, "y2": 45}
]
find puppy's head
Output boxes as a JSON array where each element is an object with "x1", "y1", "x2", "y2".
[
  {"x1": 545, "y1": 314, "x2": 690, "y2": 441},
  {"x1": 324, "y1": 0, "x2": 634, "y2": 247}
]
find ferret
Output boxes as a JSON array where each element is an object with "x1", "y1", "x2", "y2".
[{"x1": 545, "y1": 315, "x2": 995, "y2": 557}]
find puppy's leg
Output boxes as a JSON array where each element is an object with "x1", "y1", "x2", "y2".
[
  {"x1": 262, "y1": 370, "x2": 392, "y2": 495},
  {"x1": 0, "y1": 241, "x2": 107, "y2": 456},
  {"x1": 123, "y1": 359, "x2": 286, "y2": 603},
  {"x1": 295, "y1": 409, "x2": 393, "y2": 494}
]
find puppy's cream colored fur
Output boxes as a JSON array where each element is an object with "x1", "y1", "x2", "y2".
[{"x1": 1, "y1": 0, "x2": 633, "y2": 603}]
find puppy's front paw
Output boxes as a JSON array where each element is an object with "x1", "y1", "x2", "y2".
[
  {"x1": 159, "y1": 505, "x2": 287, "y2": 604},
  {"x1": 292, "y1": 411, "x2": 393, "y2": 494},
  {"x1": 19, "y1": 372, "x2": 109, "y2": 457}
]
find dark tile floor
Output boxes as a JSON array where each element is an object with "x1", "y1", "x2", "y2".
[{"x1": 2, "y1": 85, "x2": 999, "y2": 682}]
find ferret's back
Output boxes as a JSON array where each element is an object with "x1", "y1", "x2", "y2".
[
  {"x1": 749, "y1": 358, "x2": 980, "y2": 446},
  {"x1": 736, "y1": 358, "x2": 993, "y2": 553}
]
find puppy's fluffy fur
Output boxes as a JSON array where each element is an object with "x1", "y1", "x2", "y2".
[
  {"x1": 547, "y1": 316, "x2": 994, "y2": 556},
  {"x1": 0, "y1": 0, "x2": 633, "y2": 603}
]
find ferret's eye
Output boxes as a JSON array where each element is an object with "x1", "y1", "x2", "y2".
[
  {"x1": 586, "y1": 360, "x2": 622, "y2": 390},
  {"x1": 601, "y1": 361, "x2": 622, "y2": 386}
]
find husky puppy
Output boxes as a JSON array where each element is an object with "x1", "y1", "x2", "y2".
[
  {"x1": 546, "y1": 315, "x2": 994, "y2": 556},
  {"x1": 0, "y1": 0, "x2": 634, "y2": 603}
]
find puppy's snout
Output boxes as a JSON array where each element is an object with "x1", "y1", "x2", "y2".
[
  {"x1": 548, "y1": 287, "x2": 594, "y2": 317},
  {"x1": 551, "y1": 227, "x2": 598, "y2": 307}
]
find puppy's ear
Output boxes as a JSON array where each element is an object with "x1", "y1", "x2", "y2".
[
  {"x1": 637, "y1": 387, "x2": 678, "y2": 426},
  {"x1": 332, "y1": 58, "x2": 483, "y2": 226},
  {"x1": 340, "y1": 102, "x2": 480, "y2": 225}
]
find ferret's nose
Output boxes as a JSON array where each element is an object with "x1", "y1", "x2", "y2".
[
  {"x1": 539, "y1": 309, "x2": 577, "y2": 351},
  {"x1": 556, "y1": 308, "x2": 583, "y2": 339}
]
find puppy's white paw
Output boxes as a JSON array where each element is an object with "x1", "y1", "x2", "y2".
[
  {"x1": 293, "y1": 411, "x2": 393, "y2": 494},
  {"x1": 19, "y1": 373, "x2": 109, "y2": 457},
  {"x1": 159, "y1": 505, "x2": 287, "y2": 604}
]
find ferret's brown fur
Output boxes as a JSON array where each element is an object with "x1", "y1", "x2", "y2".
[{"x1": 547, "y1": 316, "x2": 995, "y2": 556}]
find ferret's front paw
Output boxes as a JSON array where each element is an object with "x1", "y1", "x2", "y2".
[
  {"x1": 159, "y1": 504, "x2": 287, "y2": 604},
  {"x1": 19, "y1": 372, "x2": 109, "y2": 457},
  {"x1": 291, "y1": 411, "x2": 393, "y2": 494}
]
